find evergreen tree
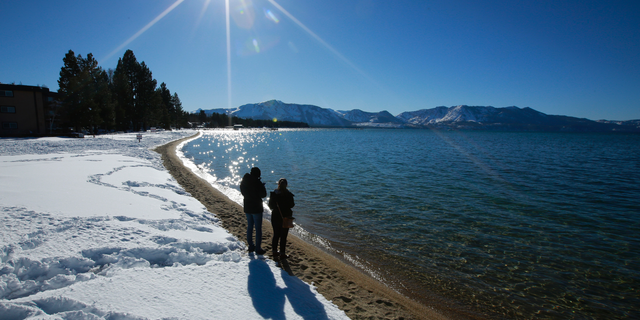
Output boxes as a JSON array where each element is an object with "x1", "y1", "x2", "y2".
[
  {"x1": 171, "y1": 93, "x2": 187, "y2": 128},
  {"x1": 81, "y1": 53, "x2": 114, "y2": 133},
  {"x1": 60, "y1": 49, "x2": 183, "y2": 132},
  {"x1": 158, "y1": 83, "x2": 173, "y2": 129},
  {"x1": 112, "y1": 51, "x2": 137, "y2": 131},
  {"x1": 94, "y1": 68, "x2": 115, "y2": 131},
  {"x1": 136, "y1": 61, "x2": 158, "y2": 130},
  {"x1": 58, "y1": 50, "x2": 114, "y2": 133},
  {"x1": 58, "y1": 50, "x2": 83, "y2": 131},
  {"x1": 112, "y1": 50, "x2": 162, "y2": 131},
  {"x1": 198, "y1": 110, "x2": 207, "y2": 125}
]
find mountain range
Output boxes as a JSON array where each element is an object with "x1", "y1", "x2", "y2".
[{"x1": 198, "y1": 100, "x2": 640, "y2": 132}]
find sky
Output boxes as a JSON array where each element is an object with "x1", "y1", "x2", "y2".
[
  {"x1": 1, "y1": 0, "x2": 639, "y2": 120},
  {"x1": 0, "y1": 131, "x2": 349, "y2": 319}
]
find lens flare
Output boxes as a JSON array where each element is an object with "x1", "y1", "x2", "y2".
[
  {"x1": 264, "y1": 9, "x2": 280, "y2": 23},
  {"x1": 239, "y1": 35, "x2": 279, "y2": 56},
  {"x1": 101, "y1": 0, "x2": 185, "y2": 63},
  {"x1": 226, "y1": 0, "x2": 232, "y2": 112},
  {"x1": 267, "y1": 0, "x2": 366, "y2": 77},
  {"x1": 192, "y1": 0, "x2": 212, "y2": 36},
  {"x1": 231, "y1": 0, "x2": 255, "y2": 29},
  {"x1": 287, "y1": 41, "x2": 299, "y2": 53}
]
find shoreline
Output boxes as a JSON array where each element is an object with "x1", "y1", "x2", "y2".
[{"x1": 154, "y1": 133, "x2": 457, "y2": 320}]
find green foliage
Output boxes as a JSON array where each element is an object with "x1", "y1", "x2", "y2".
[
  {"x1": 198, "y1": 110, "x2": 208, "y2": 124},
  {"x1": 58, "y1": 49, "x2": 306, "y2": 133},
  {"x1": 58, "y1": 50, "x2": 114, "y2": 133},
  {"x1": 59, "y1": 49, "x2": 187, "y2": 133},
  {"x1": 171, "y1": 93, "x2": 189, "y2": 128}
]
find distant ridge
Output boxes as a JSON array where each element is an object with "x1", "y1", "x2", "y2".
[{"x1": 197, "y1": 100, "x2": 640, "y2": 132}]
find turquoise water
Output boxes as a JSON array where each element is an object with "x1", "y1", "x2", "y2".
[{"x1": 181, "y1": 129, "x2": 640, "y2": 319}]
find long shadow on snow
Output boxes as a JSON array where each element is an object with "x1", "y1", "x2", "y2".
[{"x1": 247, "y1": 258, "x2": 328, "y2": 320}]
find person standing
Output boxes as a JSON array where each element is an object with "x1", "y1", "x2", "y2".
[
  {"x1": 268, "y1": 178, "x2": 295, "y2": 261},
  {"x1": 240, "y1": 167, "x2": 267, "y2": 255}
]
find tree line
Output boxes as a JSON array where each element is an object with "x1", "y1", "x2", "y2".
[
  {"x1": 57, "y1": 49, "x2": 189, "y2": 133},
  {"x1": 190, "y1": 110, "x2": 309, "y2": 128}
]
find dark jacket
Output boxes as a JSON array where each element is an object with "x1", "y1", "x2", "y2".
[
  {"x1": 268, "y1": 189, "x2": 295, "y2": 224},
  {"x1": 240, "y1": 173, "x2": 267, "y2": 214}
]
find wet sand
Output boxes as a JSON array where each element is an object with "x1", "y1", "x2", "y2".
[{"x1": 154, "y1": 133, "x2": 459, "y2": 320}]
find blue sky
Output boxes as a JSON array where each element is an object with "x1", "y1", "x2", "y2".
[{"x1": 1, "y1": 0, "x2": 639, "y2": 120}]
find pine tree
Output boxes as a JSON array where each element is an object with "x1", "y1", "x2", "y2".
[
  {"x1": 60, "y1": 49, "x2": 182, "y2": 132},
  {"x1": 171, "y1": 92, "x2": 186, "y2": 129},
  {"x1": 112, "y1": 50, "x2": 139, "y2": 131},
  {"x1": 58, "y1": 50, "x2": 114, "y2": 133},
  {"x1": 58, "y1": 50, "x2": 82, "y2": 131},
  {"x1": 158, "y1": 83, "x2": 173, "y2": 129},
  {"x1": 135, "y1": 61, "x2": 158, "y2": 130}
]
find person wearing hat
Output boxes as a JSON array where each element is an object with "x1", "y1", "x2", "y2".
[{"x1": 240, "y1": 167, "x2": 267, "y2": 255}]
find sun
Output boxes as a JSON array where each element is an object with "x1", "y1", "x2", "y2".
[{"x1": 100, "y1": 0, "x2": 365, "y2": 113}]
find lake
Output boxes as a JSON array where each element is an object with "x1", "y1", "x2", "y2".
[{"x1": 181, "y1": 129, "x2": 640, "y2": 319}]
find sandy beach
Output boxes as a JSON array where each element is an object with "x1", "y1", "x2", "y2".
[{"x1": 155, "y1": 133, "x2": 470, "y2": 320}]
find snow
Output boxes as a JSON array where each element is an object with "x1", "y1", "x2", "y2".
[
  {"x1": 0, "y1": 131, "x2": 348, "y2": 319},
  {"x1": 207, "y1": 100, "x2": 352, "y2": 127}
]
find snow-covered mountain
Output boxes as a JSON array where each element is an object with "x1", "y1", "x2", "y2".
[
  {"x1": 397, "y1": 105, "x2": 549, "y2": 125},
  {"x1": 335, "y1": 109, "x2": 403, "y2": 124},
  {"x1": 395, "y1": 106, "x2": 450, "y2": 125},
  {"x1": 197, "y1": 102, "x2": 640, "y2": 132},
  {"x1": 203, "y1": 100, "x2": 352, "y2": 127},
  {"x1": 199, "y1": 100, "x2": 405, "y2": 127}
]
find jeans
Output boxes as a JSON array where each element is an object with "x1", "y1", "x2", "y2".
[{"x1": 246, "y1": 213, "x2": 263, "y2": 249}]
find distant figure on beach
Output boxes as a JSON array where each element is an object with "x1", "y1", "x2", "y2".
[
  {"x1": 240, "y1": 167, "x2": 267, "y2": 255},
  {"x1": 268, "y1": 178, "x2": 295, "y2": 261}
]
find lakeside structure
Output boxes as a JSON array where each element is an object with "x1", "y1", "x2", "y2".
[{"x1": 0, "y1": 84, "x2": 60, "y2": 136}]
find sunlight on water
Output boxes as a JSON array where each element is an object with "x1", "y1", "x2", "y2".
[{"x1": 182, "y1": 129, "x2": 640, "y2": 319}]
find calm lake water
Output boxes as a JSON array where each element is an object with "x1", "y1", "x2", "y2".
[{"x1": 181, "y1": 129, "x2": 640, "y2": 319}]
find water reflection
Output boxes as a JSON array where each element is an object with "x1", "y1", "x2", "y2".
[{"x1": 182, "y1": 129, "x2": 640, "y2": 319}]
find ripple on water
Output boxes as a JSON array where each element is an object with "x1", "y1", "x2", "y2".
[{"x1": 182, "y1": 129, "x2": 640, "y2": 319}]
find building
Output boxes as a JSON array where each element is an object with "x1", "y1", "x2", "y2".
[{"x1": 0, "y1": 84, "x2": 60, "y2": 136}]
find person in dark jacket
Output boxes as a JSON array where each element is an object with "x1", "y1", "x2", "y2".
[
  {"x1": 240, "y1": 167, "x2": 267, "y2": 255},
  {"x1": 268, "y1": 178, "x2": 295, "y2": 261}
]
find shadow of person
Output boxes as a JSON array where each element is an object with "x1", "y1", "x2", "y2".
[
  {"x1": 281, "y1": 270, "x2": 329, "y2": 320},
  {"x1": 248, "y1": 259, "x2": 286, "y2": 320}
]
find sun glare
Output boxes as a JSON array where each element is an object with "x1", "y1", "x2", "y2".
[
  {"x1": 99, "y1": 0, "x2": 377, "y2": 114},
  {"x1": 230, "y1": 0, "x2": 256, "y2": 29},
  {"x1": 193, "y1": 0, "x2": 213, "y2": 35},
  {"x1": 226, "y1": 0, "x2": 232, "y2": 110},
  {"x1": 101, "y1": 0, "x2": 185, "y2": 63},
  {"x1": 264, "y1": 9, "x2": 279, "y2": 23},
  {"x1": 266, "y1": 0, "x2": 366, "y2": 76}
]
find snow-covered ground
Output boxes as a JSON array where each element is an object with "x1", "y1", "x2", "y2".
[{"x1": 0, "y1": 131, "x2": 348, "y2": 319}]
